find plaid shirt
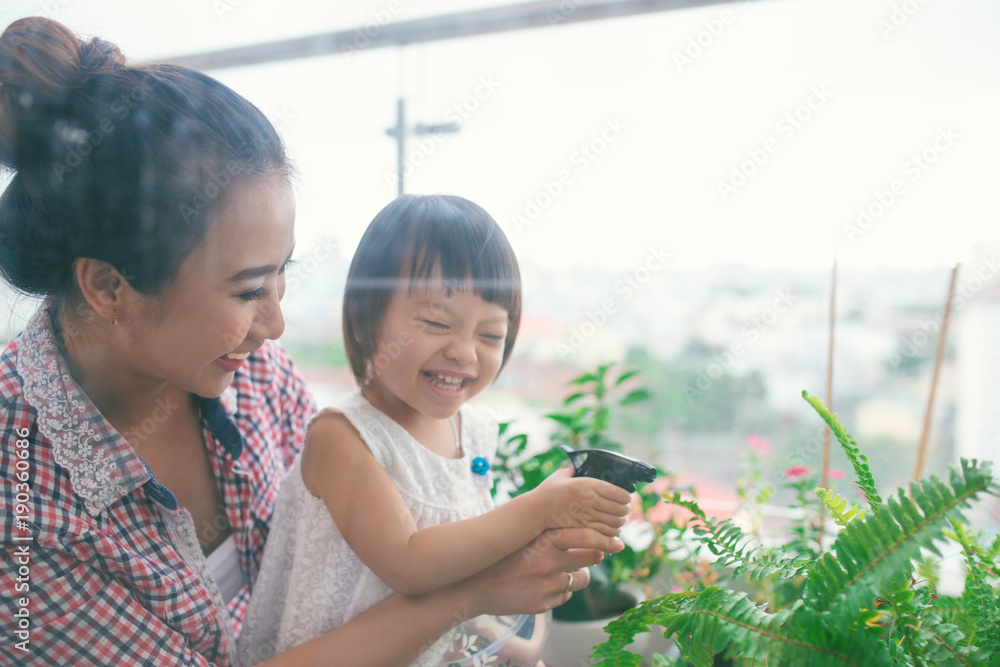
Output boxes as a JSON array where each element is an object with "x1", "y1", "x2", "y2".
[{"x1": 1, "y1": 306, "x2": 315, "y2": 666}]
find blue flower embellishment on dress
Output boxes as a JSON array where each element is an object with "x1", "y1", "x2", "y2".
[{"x1": 471, "y1": 456, "x2": 491, "y2": 476}]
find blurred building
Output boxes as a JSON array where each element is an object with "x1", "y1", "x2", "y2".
[{"x1": 956, "y1": 243, "x2": 1000, "y2": 466}]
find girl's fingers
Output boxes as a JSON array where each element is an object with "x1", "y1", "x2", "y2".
[{"x1": 591, "y1": 497, "x2": 632, "y2": 517}]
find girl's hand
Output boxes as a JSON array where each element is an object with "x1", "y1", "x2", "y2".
[
  {"x1": 531, "y1": 467, "x2": 632, "y2": 537},
  {"x1": 460, "y1": 527, "x2": 623, "y2": 617}
]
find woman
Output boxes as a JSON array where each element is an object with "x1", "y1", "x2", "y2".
[{"x1": 0, "y1": 17, "x2": 621, "y2": 666}]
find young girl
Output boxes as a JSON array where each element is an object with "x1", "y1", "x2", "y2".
[{"x1": 238, "y1": 195, "x2": 631, "y2": 666}]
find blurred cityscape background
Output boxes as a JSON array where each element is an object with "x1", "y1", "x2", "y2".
[{"x1": 2, "y1": 0, "x2": 999, "y2": 532}]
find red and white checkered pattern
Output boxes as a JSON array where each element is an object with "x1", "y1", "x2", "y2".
[{"x1": 2, "y1": 306, "x2": 315, "y2": 665}]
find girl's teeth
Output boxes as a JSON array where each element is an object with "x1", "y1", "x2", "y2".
[
  {"x1": 428, "y1": 373, "x2": 463, "y2": 390},
  {"x1": 223, "y1": 351, "x2": 250, "y2": 360}
]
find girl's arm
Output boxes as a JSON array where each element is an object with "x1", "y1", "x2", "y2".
[
  {"x1": 259, "y1": 527, "x2": 616, "y2": 667},
  {"x1": 301, "y1": 412, "x2": 630, "y2": 596}
]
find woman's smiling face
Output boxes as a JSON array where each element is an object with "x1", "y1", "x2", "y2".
[{"x1": 120, "y1": 176, "x2": 296, "y2": 398}]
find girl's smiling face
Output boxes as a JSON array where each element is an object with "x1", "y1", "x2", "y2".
[
  {"x1": 119, "y1": 176, "x2": 296, "y2": 398},
  {"x1": 364, "y1": 275, "x2": 509, "y2": 426}
]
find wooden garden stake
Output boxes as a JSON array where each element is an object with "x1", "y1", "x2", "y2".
[{"x1": 913, "y1": 264, "x2": 960, "y2": 482}]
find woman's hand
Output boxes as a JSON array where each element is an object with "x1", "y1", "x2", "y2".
[
  {"x1": 460, "y1": 527, "x2": 624, "y2": 617},
  {"x1": 256, "y1": 528, "x2": 623, "y2": 666}
]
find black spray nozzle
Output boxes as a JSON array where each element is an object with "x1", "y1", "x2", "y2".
[{"x1": 560, "y1": 445, "x2": 657, "y2": 493}]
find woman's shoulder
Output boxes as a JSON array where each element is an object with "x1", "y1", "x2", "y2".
[
  {"x1": 1, "y1": 305, "x2": 58, "y2": 409},
  {"x1": 1, "y1": 406, "x2": 97, "y2": 547},
  {"x1": 1, "y1": 336, "x2": 23, "y2": 411}
]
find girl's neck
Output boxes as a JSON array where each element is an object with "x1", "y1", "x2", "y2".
[{"x1": 362, "y1": 385, "x2": 463, "y2": 459}]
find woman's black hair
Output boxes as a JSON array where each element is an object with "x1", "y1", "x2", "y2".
[
  {"x1": 343, "y1": 194, "x2": 522, "y2": 386},
  {"x1": 0, "y1": 17, "x2": 290, "y2": 309}
]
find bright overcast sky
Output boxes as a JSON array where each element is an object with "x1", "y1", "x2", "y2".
[{"x1": 2, "y1": 0, "x2": 999, "y2": 273}]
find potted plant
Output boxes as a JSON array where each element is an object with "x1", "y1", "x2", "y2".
[
  {"x1": 492, "y1": 364, "x2": 684, "y2": 664},
  {"x1": 592, "y1": 391, "x2": 1000, "y2": 666}
]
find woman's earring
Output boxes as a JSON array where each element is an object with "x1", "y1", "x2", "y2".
[{"x1": 112, "y1": 314, "x2": 118, "y2": 329}]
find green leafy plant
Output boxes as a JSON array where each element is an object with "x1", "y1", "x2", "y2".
[
  {"x1": 544, "y1": 364, "x2": 650, "y2": 453},
  {"x1": 492, "y1": 363, "x2": 680, "y2": 621},
  {"x1": 592, "y1": 391, "x2": 1000, "y2": 666}
]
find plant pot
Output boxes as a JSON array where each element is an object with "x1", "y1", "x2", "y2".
[{"x1": 540, "y1": 585, "x2": 647, "y2": 666}]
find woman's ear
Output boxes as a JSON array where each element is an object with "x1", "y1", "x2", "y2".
[{"x1": 73, "y1": 258, "x2": 128, "y2": 324}]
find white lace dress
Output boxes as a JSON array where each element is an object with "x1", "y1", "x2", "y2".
[{"x1": 237, "y1": 393, "x2": 500, "y2": 666}]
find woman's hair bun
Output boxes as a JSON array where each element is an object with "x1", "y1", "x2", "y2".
[
  {"x1": 0, "y1": 16, "x2": 289, "y2": 304},
  {"x1": 0, "y1": 16, "x2": 126, "y2": 169}
]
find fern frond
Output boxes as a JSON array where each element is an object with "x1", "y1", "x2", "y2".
[
  {"x1": 885, "y1": 586, "x2": 932, "y2": 667},
  {"x1": 929, "y1": 594, "x2": 983, "y2": 644},
  {"x1": 801, "y1": 391, "x2": 883, "y2": 507},
  {"x1": 593, "y1": 594, "x2": 691, "y2": 667},
  {"x1": 665, "y1": 492, "x2": 809, "y2": 584},
  {"x1": 597, "y1": 586, "x2": 892, "y2": 667},
  {"x1": 664, "y1": 491, "x2": 705, "y2": 521},
  {"x1": 665, "y1": 492, "x2": 757, "y2": 568},
  {"x1": 917, "y1": 613, "x2": 976, "y2": 666},
  {"x1": 816, "y1": 487, "x2": 867, "y2": 527},
  {"x1": 695, "y1": 517, "x2": 758, "y2": 567},
  {"x1": 665, "y1": 494, "x2": 752, "y2": 566},
  {"x1": 803, "y1": 459, "x2": 994, "y2": 634},
  {"x1": 948, "y1": 516, "x2": 1000, "y2": 655},
  {"x1": 734, "y1": 552, "x2": 813, "y2": 585}
]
